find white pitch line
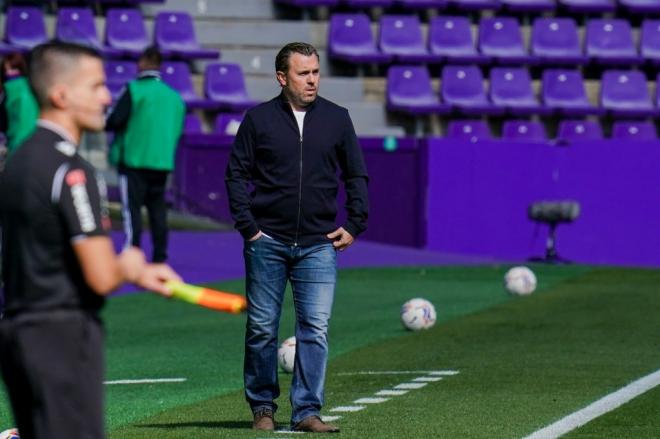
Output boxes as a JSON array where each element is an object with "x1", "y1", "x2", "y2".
[
  {"x1": 330, "y1": 406, "x2": 366, "y2": 412},
  {"x1": 428, "y1": 370, "x2": 460, "y2": 376},
  {"x1": 523, "y1": 369, "x2": 660, "y2": 439},
  {"x1": 321, "y1": 415, "x2": 342, "y2": 422},
  {"x1": 376, "y1": 389, "x2": 409, "y2": 396},
  {"x1": 336, "y1": 370, "x2": 457, "y2": 376},
  {"x1": 394, "y1": 382, "x2": 428, "y2": 390},
  {"x1": 354, "y1": 397, "x2": 390, "y2": 404},
  {"x1": 413, "y1": 377, "x2": 443, "y2": 382},
  {"x1": 104, "y1": 378, "x2": 187, "y2": 385}
]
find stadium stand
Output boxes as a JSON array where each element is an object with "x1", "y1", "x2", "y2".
[
  {"x1": 104, "y1": 60, "x2": 138, "y2": 100},
  {"x1": 160, "y1": 61, "x2": 216, "y2": 109},
  {"x1": 611, "y1": 120, "x2": 658, "y2": 140},
  {"x1": 386, "y1": 65, "x2": 448, "y2": 114},
  {"x1": 328, "y1": 13, "x2": 392, "y2": 64},
  {"x1": 441, "y1": 65, "x2": 501, "y2": 115},
  {"x1": 184, "y1": 113, "x2": 203, "y2": 134},
  {"x1": 541, "y1": 69, "x2": 601, "y2": 116},
  {"x1": 104, "y1": 8, "x2": 150, "y2": 58},
  {"x1": 203, "y1": 62, "x2": 259, "y2": 112},
  {"x1": 501, "y1": 120, "x2": 548, "y2": 141},
  {"x1": 478, "y1": 17, "x2": 532, "y2": 65},
  {"x1": 488, "y1": 67, "x2": 546, "y2": 115},
  {"x1": 531, "y1": 18, "x2": 587, "y2": 65},
  {"x1": 428, "y1": 16, "x2": 488, "y2": 64},
  {"x1": 557, "y1": 119, "x2": 604, "y2": 141},
  {"x1": 446, "y1": 120, "x2": 493, "y2": 141},
  {"x1": 378, "y1": 15, "x2": 441, "y2": 64},
  {"x1": 1, "y1": 6, "x2": 47, "y2": 53},
  {"x1": 600, "y1": 70, "x2": 655, "y2": 118},
  {"x1": 154, "y1": 11, "x2": 220, "y2": 59},
  {"x1": 585, "y1": 19, "x2": 642, "y2": 65}
]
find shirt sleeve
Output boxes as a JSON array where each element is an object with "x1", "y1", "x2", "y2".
[{"x1": 56, "y1": 165, "x2": 109, "y2": 241}]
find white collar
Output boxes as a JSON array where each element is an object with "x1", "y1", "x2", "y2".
[{"x1": 37, "y1": 119, "x2": 77, "y2": 145}]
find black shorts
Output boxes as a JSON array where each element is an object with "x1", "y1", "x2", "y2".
[{"x1": 0, "y1": 310, "x2": 105, "y2": 439}]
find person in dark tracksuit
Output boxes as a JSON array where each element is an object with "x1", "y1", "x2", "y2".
[
  {"x1": 0, "y1": 41, "x2": 180, "y2": 439},
  {"x1": 106, "y1": 47, "x2": 185, "y2": 263},
  {"x1": 225, "y1": 42, "x2": 369, "y2": 433}
]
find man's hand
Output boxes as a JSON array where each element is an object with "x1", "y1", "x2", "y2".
[
  {"x1": 327, "y1": 227, "x2": 354, "y2": 251},
  {"x1": 249, "y1": 231, "x2": 263, "y2": 241},
  {"x1": 118, "y1": 246, "x2": 147, "y2": 284},
  {"x1": 135, "y1": 263, "x2": 182, "y2": 297}
]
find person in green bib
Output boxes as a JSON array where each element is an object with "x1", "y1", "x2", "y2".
[
  {"x1": 0, "y1": 52, "x2": 39, "y2": 154},
  {"x1": 106, "y1": 47, "x2": 185, "y2": 263}
]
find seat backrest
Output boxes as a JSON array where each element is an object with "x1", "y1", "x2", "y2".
[
  {"x1": 104, "y1": 60, "x2": 137, "y2": 98},
  {"x1": 184, "y1": 113, "x2": 203, "y2": 133},
  {"x1": 611, "y1": 121, "x2": 657, "y2": 140},
  {"x1": 204, "y1": 63, "x2": 250, "y2": 101},
  {"x1": 542, "y1": 69, "x2": 589, "y2": 107},
  {"x1": 489, "y1": 67, "x2": 536, "y2": 104},
  {"x1": 214, "y1": 113, "x2": 244, "y2": 136},
  {"x1": 387, "y1": 65, "x2": 437, "y2": 104},
  {"x1": 531, "y1": 17, "x2": 581, "y2": 57},
  {"x1": 640, "y1": 20, "x2": 660, "y2": 56},
  {"x1": 5, "y1": 6, "x2": 48, "y2": 49},
  {"x1": 379, "y1": 15, "x2": 425, "y2": 53},
  {"x1": 478, "y1": 17, "x2": 526, "y2": 56},
  {"x1": 428, "y1": 16, "x2": 476, "y2": 55},
  {"x1": 160, "y1": 61, "x2": 197, "y2": 100},
  {"x1": 105, "y1": 8, "x2": 149, "y2": 51},
  {"x1": 56, "y1": 7, "x2": 100, "y2": 48},
  {"x1": 441, "y1": 65, "x2": 488, "y2": 103},
  {"x1": 600, "y1": 70, "x2": 652, "y2": 109},
  {"x1": 155, "y1": 11, "x2": 200, "y2": 50},
  {"x1": 502, "y1": 120, "x2": 547, "y2": 141},
  {"x1": 557, "y1": 120, "x2": 603, "y2": 140},
  {"x1": 586, "y1": 19, "x2": 636, "y2": 55},
  {"x1": 446, "y1": 120, "x2": 492, "y2": 141},
  {"x1": 329, "y1": 13, "x2": 377, "y2": 53}
]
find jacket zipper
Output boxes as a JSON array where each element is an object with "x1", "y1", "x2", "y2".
[{"x1": 294, "y1": 134, "x2": 303, "y2": 247}]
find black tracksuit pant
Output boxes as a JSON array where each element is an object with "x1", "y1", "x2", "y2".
[{"x1": 119, "y1": 167, "x2": 169, "y2": 263}]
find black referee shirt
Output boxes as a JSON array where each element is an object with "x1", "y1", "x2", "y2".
[{"x1": 0, "y1": 124, "x2": 111, "y2": 316}]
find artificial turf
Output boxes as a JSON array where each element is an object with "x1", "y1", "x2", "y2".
[{"x1": 1, "y1": 265, "x2": 658, "y2": 438}]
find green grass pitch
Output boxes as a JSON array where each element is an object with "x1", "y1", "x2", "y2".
[{"x1": 0, "y1": 265, "x2": 658, "y2": 438}]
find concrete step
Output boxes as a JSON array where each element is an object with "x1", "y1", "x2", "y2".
[{"x1": 141, "y1": 0, "x2": 277, "y2": 20}]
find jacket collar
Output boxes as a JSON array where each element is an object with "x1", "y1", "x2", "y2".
[{"x1": 138, "y1": 70, "x2": 161, "y2": 80}]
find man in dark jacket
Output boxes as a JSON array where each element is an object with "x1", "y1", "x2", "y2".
[{"x1": 225, "y1": 42, "x2": 368, "y2": 433}]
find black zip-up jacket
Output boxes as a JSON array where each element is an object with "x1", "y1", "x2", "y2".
[{"x1": 225, "y1": 93, "x2": 369, "y2": 246}]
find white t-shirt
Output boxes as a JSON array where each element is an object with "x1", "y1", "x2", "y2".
[{"x1": 293, "y1": 110, "x2": 306, "y2": 137}]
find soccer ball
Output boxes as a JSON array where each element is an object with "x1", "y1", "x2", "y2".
[
  {"x1": 0, "y1": 428, "x2": 19, "y2": 439},
  {"x1": 277, "y1": 336, "x2": 296, "y2": 373},
  {"x1": 504, "y1": 266, "x2": 537, "y2": 296},
  {"x1": 401, "y1": 298, "x2": 436, "y2": 331}
]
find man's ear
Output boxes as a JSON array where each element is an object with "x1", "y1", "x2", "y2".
[
  {"x1": 48, "y1": 84, "x2": 68, "y2": 110},
  {"x1": 276, "y1": 70, "x2": 287, "y2": 88}
]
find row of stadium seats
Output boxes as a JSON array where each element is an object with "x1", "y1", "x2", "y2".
[
  {"x1": 106, "y1": 60, "x2": 257, "y2": 111},
  {"x1": 7, "y1": 0, "x2": 164, "y2": 5},
  {"x1": 184, "y1": 113, "x2": 244, "y2": 137},
  {"x1": 329, "y1": 14, "x2": 660, "y2": 66},
  {"x1": 277, "y1": 0, "x2": 660, "y2": 13},
  {"x1": 388, "y1": 65, "x2": 660, "y2": 117},
  {"x1": 0, "y1": 6, "x2": 219, "y2": 60},
  {"x1": 439, "y1": 119, "x2": 659, "y2": 141}
]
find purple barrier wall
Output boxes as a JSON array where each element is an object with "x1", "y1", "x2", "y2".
[
  {"x1": 175, "y1": 135, "x2": 425, "y2": 247},
  {"x1": 425, "y1": 139, "x2": 660, "y2": 267}
]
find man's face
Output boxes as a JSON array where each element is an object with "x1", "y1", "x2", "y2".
[
  {"x1": 277, "y1": 53, "x2": 320, "y2": 110},
  {"x1": 65, "y1": 56, "x2": 111, "y2": 132}
]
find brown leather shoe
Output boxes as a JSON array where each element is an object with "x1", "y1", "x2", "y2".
[
  {"x1": 253, "y1": 408, "x2": 276, "y2": 431},
  {"x1": 293, "y1": 415, "x2": 340, "y2": 433}
]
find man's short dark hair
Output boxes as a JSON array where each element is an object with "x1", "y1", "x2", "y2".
[
  {"x1": 28, "y1": 41, "x2": 102, "y2": 108},
  {"x1": 139, "y1": 46, "x2": 162, "y2": 70},
  {"x1": 275, "y1": 42, "x2": 319, "y2": 74}
]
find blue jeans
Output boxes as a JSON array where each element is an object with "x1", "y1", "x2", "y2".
[{"x1": 243, "y1": 235, "x2": 337, "y2": 425}]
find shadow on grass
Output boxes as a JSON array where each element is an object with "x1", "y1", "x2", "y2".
[{"x1": 137, "y1": 421, "x2": 252, "y2": 430}]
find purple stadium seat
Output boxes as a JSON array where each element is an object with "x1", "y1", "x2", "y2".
[
  {"x1": 161, "y1": 61, "x2": 217, "y2": 110},
  {"x1": 619, "y1": 0, "x2": 660, "y2": 13},
  {"x1": 184, "y1": 113, "x2": 203, "y2": 133},
  {"x1": 501, "y1": 120, "x2": 548, "y2": 141},
  {"x1": 446, "y1": 120, "x2": 493, "y2": 142},
  {"x1": 441, "y1": 65, "x2": 501, "y2": 115},
  {"x1": 450, "y1": 0, "x2": 500, "y2": 10},
  {"x1": 640, "y1": 20, "x2": 660, "y2": 65},
  {"x1": 558, "y1": 0, "x2": 615, "y2": 12},
  {"x1": 500, "y1": 0, "x2": 555, "y2": 11},
  {"x1": 344, "y1": 0, "x2": 395, "y2": 7},
  {"x1": 478, "y1": 17, "x2": 534, "y2": 65},
  {"x1": 204, "y1": 63, "x2": 259, "y2": 112},
  {"x1": 428, "y1": 16, "x2": 489, "y2": 64},
  {"x1": 3, "y1": 6, "x2": 48, "y2": 51},
  {"x1": 328, "y1": 13, "x2": 392, "y2": 64},
  {"x1": 542, "y1": 69, "x2": 601, "y2": 116},
  {"x1": 586, "y1": 19, "x2": 642, "y2": 66},
  {"x1": 104, "y1": 60, "x2": 137, "y2": 100},
  {"x1": 214, "y1": 113, "x2": 244, "y2": 136},
  {"x1": 379, "y1": 15, "x2": 442, "y2": 63},
  {"x1": 611, "y1": 121, "x2": 657, "y2": 140},
  {"x1": 397, "y1": 0, "x2": 447, "y2": 8},
  {"x1": 104, "y1": 8, "x2": 150, "y2": 59},
  {"x1": 531, "y1": 18, "x2": 587, "y2": 65},
  {"x1": 154, "y1": 11, "x2": 220, "y2": 60},
  {"x1": 386, "y1": 65, "x2": 448, "y2": 114},
  {"x1": 557, "y1": 120, "x2": 603, "y2": 142},
  {"x1": 489, "y1": 67, "x2": 546, "y2": 115},
  {"x1": 600, "y1": 70, "x2": 655, "y2": 118},
  {"x1": 275, "y1": 0, "x2": 340, "y2": 5},
  {"x1": 56, "y1": 7, "x2": 122, "y2": 56}
]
